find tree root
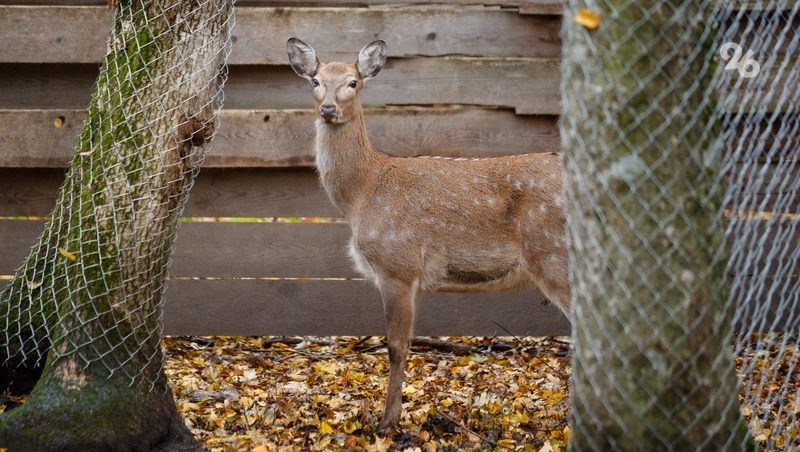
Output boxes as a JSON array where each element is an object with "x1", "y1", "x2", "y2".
[{"x1": 0, "y1": 364, "x2": 201, "y2": 452}]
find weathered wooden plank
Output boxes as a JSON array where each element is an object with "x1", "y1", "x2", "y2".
[
  {"x1": 0, "y1": 220, "x2": 355, "y2": 277},
  {"x1": 1, "y1": 160, "x2": 796, "y2": 218},
  {"x1": 3, "y1": 216, "x2": 797, "y2": 277},
  {"x1": 0, "y1": 59, "x2": 561, "y2": 113},
  {"x1": 161, "y1": 279, "x2": 565, "y2": 336},
  {"x1": 0, "y1": 64, "x2": 97, "y2": 109},
  {"x1": 227, "y1": 59, "x2": 561, "y2": 114},
  {"x1": 0, "y1": 108, "x2": 560, "y2": 167},
  {"x1": 0, "y1": 0, "x2": 554, "y2": 6},
  {"x1": 0, "y1": 1, "x2": 792, "y2": 15},
  {"x1": 233, "y1": 7, "x2": 562, "y2": 62},
  {"x1": 186, "y1": 168, "x2": 338, "y2": 217},
  {"x1": 0, "y1": 6, "x2": 560, "y2": 64},
  {"x1": 0, "y1": 168, "x2": 339, "y2": 217},
  {"x1": 169, "y1": 223, "x2": 357, "y2": 278}
]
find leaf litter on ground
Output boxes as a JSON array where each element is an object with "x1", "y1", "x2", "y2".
[{"x1": 163, "y1": 336, "x2": 572, "y2": 451}]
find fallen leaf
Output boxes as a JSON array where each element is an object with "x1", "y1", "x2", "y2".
[
  {"x1": 58, "y1": 247, "x2": 77, "y2": 261},
  {"x1": 575, "y1": 9, "x2": 600, "y2": 30},
  {"x1": 319, "y1": 420, "x2": 334, "y2": 435}
]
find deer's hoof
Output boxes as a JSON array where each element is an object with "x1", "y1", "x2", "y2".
[{"x1": 377, "y1": 416, "x2": 399, "y2": 434}]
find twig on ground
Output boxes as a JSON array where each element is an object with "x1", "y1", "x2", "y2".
[
  {"x1": 436, "y1": 411, "x2": 495, "y2": 448},
  {"x1": 411, "y1": 337, "x2": 474, "y2": 355},
  {"x1": 493, "y1": 322, "x2": 568, "y2": 380}
]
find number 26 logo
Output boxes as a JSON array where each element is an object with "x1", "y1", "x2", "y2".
[{"x1": 719, "y1": 42, "x2": 760, "y2": 78}]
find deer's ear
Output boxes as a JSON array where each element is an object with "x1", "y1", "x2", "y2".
[
  {"x1": 356, "y1": 40, "x2": 387, "y2": 80},
  {"x1": 287, "y1": 37, "x2": 319, "y2": 80}
]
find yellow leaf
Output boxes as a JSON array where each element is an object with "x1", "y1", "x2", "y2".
[
  {"x1": 575, "y1": 9, "x2": 600, "y2": 30},
  {"x1": 251, "y1": 446, "x2": 269, "y2": 452},
  {"x1": 563, "y1": 425, "x2": 572, "y2": 442},
  {"x1": 402, "y1": 384, "x2": 418, "y2": 395},
  {"x1": 440, "y1": 397, "x2": 454, "y2": 407},
  {"x1": 342, "y1": 418, "x2": 360, "y2": 434},
  {"x1": 319, "y1": 420, "x2": 334, "y2": 434},
  {"x1": 58, "y1": 247, "x2": 77, "y2": 262},
  {"x1": 498, "y1": 438, "x2": 516, "y2": 449},
  {"x1": 315, "y1": 361, "x2": 338, "y2": 375}
]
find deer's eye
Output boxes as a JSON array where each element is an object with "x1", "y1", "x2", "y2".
[
  {"x1": 311, "y1": 79, "x2": 320, "y2": 87},
  {"x1": 348, "y1": 80, "x2": 358, "y2": 88}
]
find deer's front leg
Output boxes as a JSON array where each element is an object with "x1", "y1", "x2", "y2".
[{"x1": 376, "y1": 276, "x2": 418, "y2": 432}]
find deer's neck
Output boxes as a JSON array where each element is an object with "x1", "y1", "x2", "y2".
[{"x1": 314, "y1": 110, "x2": 384, "y2": 216}]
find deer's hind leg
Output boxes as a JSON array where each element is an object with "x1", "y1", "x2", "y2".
[{"x1": 376, "y1": 275, "x2": 419, "y2": 431}]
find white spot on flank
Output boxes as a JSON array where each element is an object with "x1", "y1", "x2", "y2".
[{"x1": 539, "y1": 204, "x2": 548, "y2": 213}]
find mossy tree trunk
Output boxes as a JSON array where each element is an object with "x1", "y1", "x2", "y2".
[
  {"x1": 0, "y1": 1, "x2": 232, "y2": 450},
  {"x1": 561, "y1": 1, "x2": 753, "y2": 449}
]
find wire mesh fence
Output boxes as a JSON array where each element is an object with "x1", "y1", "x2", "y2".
[
  {"x1": 0, "y1": 0, "x2": 234, "y2": 386},
  {"x1": 562, "y1": 0, "x2": 798, "y2": 449}
]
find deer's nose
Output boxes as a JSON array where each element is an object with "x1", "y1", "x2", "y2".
[{"x1": 320, "y1": 105, "x2": 337, "y2": 120}]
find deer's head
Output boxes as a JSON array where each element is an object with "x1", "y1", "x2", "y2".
[{"x1": 287, "y1": 38, "x2": 386, "y2": 124}]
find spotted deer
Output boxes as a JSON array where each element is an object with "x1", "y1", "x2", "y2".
[{"x1": 287, "y1": 38, "x2": 570, "y2": 431}]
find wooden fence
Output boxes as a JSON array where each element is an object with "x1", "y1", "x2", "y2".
[{"x1": 0, "y1": 1, "x2": 795, "y2": 336}]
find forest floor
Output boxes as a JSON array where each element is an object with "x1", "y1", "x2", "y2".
[{"x1": 163, "y1": 336, "x2": 572, "y2": 451}]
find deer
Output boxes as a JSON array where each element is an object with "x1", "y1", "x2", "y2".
[{"x1": 286, "y1": 37, "x2": 571, "y2": 431}]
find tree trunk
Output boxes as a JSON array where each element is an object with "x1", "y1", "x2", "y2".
[
  {"x1": 561, "y1": 1, "x2": 753, "y2": 449},
  {"x1": 0, "y1": 1, "x2": 232, "y2": 450}
]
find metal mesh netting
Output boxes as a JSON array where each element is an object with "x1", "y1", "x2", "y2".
[
  {"x1": 0, "y1": 1, "x2": 234, "y2": 385},
  {"x1": 562, "y1": 0, "x2": 798, "y2": 449}
]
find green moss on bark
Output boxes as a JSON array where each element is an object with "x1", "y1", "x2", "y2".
[{"x1": 0, "y1": 0, "x2": 232, "y2": 448}]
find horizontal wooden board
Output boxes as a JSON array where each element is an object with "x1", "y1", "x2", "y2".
[
  {"x1": 233, "y1": 7, "x2": 562, "y2": 61},
  {"x1": 0, "y1": 220, "x2": 358, "y2": 278},
  {"x1": 1, "y1": 161, "x2": 797, "y2": 218},
  {"x1": 0, "y1": 6, "x2": 560, "y2": 64},
  {"x1": 3, "y1": 216, "x2": 797, "y2": 277},
  {"x1": 0, "y1": 58, "x2": 562, "y2": 113},
  {"x1": 161, "y1": 279, "x2": 565, "y2": 336},
  {"x1": 0, "y1": 0, "x2": 563, "y2": 13},
  {"x1": 170, "y1": 223, "x2": 356, "y2": 278},
  {"x1": 0, "y1": 1, "x2": 792, "y2": 15},
  {"x1": 0, "y1": 108, "x2": 560, "y2": 168},
  {"x1": 4, "y1": 57, "x2": 797, "y2": 113},
  {"x1": 0, "y1": 168, "x2": 340, "y2": 217}
]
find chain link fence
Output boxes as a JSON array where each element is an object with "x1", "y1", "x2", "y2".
[
  {"x1": 0, "y1": 0, "x2": 234, "y2": 386},
  {"x1": 563, "y1": 0, "x2": 798, "y2": 449}
]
